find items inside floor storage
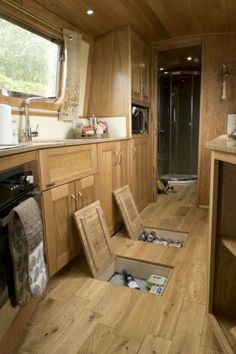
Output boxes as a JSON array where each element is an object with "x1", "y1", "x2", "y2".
[
  {"x1": 73, "y1": 200, "x2": 173, "y2": 296},
  {"x1": 113, "y1": 185, "x2": 188, "y2": 246}
]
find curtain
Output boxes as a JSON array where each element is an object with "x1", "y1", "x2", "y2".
[{"x1": 59, "y1": 29, "x2": 81, "y2": 121}]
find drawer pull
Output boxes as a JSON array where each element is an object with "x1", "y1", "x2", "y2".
[
  {"x1": 114, "y1": 150, "x2": 119, "y2": 167},
  {"x1": 119, "y1": 150, "x2": 122, "y2": 165},
  {"x1": 78, "y1": 192, "x2": 84, "y2": 208},
  {"x1": 46, "y1": 182, "x2": 55, "y2": 188}
]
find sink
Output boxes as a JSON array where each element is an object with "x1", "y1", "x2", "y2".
[{"x1": 0, "y1": 143, "x2": 25, "y2": 150}]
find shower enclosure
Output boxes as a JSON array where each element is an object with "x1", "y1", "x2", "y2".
[{"x1": 158, "y1": 70, "x2": 201, "y2": 181}]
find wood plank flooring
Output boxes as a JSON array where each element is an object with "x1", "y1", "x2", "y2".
[{"x1": 15, "y1": 184, "x2": 223, "y2": 354}]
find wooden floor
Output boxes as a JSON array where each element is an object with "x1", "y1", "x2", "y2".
[{"x1": 15, "y1": 184, "x2": 223, "y2": 354}]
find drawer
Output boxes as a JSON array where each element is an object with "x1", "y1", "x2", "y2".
[{"x1": 39, "y1": 144, "x2": 97, "y2": 190}]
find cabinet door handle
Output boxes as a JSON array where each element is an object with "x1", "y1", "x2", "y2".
[
  {"x1": 119, "y1": 150, "x2": 122, "y2": 165},
  {"x1": 78, "y1": 192, "x2": 83, "y2": 208},
  {"x1": 71, "y1": 194, "x2": 76, "y2": 200},
  {"x1": 140, "y1": 81, "x2": 144, "y2": 93},
  {"x1": 133, "y1": 147, "x2": 136, "y2": 160},
  {"x1": 114, "y1": 150, "x2": 119, "y2": 166}
]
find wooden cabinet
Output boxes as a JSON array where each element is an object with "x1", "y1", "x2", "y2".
[
  {"x1": 40, "y1": 145, "x2": 97, "y2": 276},
  {"x1": 87, "y1": 27, "x2": 130, "y2": 118},
  {"x1": 208, "y1": 149, "x2": 236, "y2": 354},
  {"x1": 131, "y1": 33, "x2": 150, "y2": 106},
  {"x1": 96, "y1": 140, "x2": 130, "y2": 235},
  {"x1": 88, "y1": 27, "x2": 151, "y2": 136},
  {"x1": 43, "y1": 175, "x2": 96, "y2": 277},
  {"x1": 131, "y1": 137, "x2": 152, "y2": 211}
]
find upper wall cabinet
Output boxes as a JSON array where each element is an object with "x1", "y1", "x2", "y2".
[
  {"x1": 131, "y1": 33, "x2": 150, "y2": 106},
  {"x1": 87, "y1": 27, "x2": 151, "y2": 135},
  {"x1": 88, "y1": 27, "x2": 131, "y2": 118}
]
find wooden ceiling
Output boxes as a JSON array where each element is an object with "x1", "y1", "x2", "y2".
[{"x1": 36, "y1": 0, "x2": 236, "y2": 42}]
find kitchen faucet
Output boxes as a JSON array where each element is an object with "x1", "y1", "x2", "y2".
[{"x1": 24, "y1": 96, "x2": 57, "y2": 141}]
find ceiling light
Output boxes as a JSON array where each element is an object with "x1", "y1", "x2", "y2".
[
  {"x1": 186, "y1": 56, "x2": 193, "y2": 61},
  {"x1": 164, "y1": 71, "x2": 169, "y2": 75},
  {"x1": 87, "y1": 9, "x2": 94, "y2": 15},
  {"x1": 160, "y1": 67, "x2": 164, "y2": 71}
]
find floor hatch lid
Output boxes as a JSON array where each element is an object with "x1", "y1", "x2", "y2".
[
  {"x1": 113, "y1": 185, "x2": 143, "y2": 239},
  {"x1": 74, "y1": 200, "x2": 115, "y2": 278}
]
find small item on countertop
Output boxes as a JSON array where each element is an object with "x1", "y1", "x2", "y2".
[
  {"x1": 98, "y1": 121, "x2": 108, "y2": 134},
  {"x1": 12, "y1": 119, "x2": 18, "y2": 144},
  {"x1": 122, "y1": 269, "x2": 140, "y2": 289},
  {"x1": 89, "y1": 115, "x2": 98, "y2": 126},
  {"x1": 95, "y1": 124, "x2": 104, "y2": 136},
  {"x1": 82, "y1": 126, "x2": 95, "y2": 136}
]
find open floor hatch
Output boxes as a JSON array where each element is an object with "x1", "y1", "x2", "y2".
[{"x1": 73, "y1": 200, "x2": 173, "y2": 296}]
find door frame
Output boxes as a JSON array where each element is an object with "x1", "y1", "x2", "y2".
[{"x1": 151, "y1": 35, "x2": 203, "y2": 203}]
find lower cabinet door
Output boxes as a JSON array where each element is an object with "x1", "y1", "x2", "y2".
[
  {"x1": 96, "y1": 141, "x2": 120, "y2": 236},
  {"x1": 42, "y1": 182, "x2": 79, "y2": 277},
  {"x1": 132, "y1": 137, "x2": 152, "y2": 210},
  {"x1": 119, "y1": 140, "x2": 130, "y2": 187},
  {"x1": 75, "y1": 175, "x2": 96, "y2": 210}
]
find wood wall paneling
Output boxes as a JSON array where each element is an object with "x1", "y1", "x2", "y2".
[{"x1": 198, "y1": 34, "x2": 236, "y2": 206}]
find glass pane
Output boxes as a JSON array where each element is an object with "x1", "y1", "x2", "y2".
[{"x1": 0, "y1": 18, "x2": 59, "y2": 97}]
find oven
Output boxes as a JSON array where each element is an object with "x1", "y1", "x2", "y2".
[{"x1": 0, "y1": 160, "x2": 40, "y2": 308}]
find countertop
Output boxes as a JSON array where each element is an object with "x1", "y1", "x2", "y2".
[
  {"x1": 0, "y1": 137, "x2": 130, "y2": 158},
  {"x1": 206, "y1": 135, "x2": 236, "y2": 154}
]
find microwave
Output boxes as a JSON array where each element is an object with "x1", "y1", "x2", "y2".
[{"x1": 132, "y1": 106, "x2": 148, "y2": 134}]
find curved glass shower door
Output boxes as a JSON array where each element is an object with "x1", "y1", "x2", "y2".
[{"x1": 158, "y1": 71, "x2": 200, "y2": 181}]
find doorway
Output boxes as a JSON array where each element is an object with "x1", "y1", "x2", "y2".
[{"x1": 157, "y1": 46, "x2": 201, "y2": 182}]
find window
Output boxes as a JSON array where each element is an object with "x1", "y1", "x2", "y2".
[{"x1": 0, "y1": 18, "x2": 60, "y2": 98}]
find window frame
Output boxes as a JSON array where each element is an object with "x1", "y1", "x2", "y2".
[{"x1": 0, "y1": 14, "x2": 65, "y2": 111}]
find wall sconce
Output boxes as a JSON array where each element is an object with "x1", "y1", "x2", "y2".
[{"x1": 221, "y1": 63, "x2": 229, "y2": 100}]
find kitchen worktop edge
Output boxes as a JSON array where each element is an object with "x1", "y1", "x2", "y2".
[
  {"x1": 0, "y1": 137, "x2": 131, "y2": 158},
  {"x1": 206, "y1": 135, "x2": 236, "y2": 154}
]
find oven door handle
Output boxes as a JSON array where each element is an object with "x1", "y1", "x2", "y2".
[{"x1": 0, "y1": 191, "x2": 41, "y2": 228}]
